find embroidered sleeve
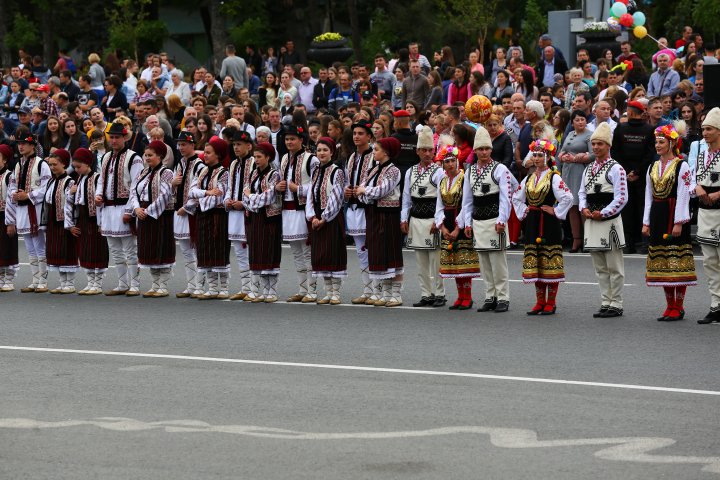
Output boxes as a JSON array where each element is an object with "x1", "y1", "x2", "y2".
[
  {"x1": 128, "y1": 173, "x2": 142, "y2": 214},
  {"x1": 643, "y1": 168, "x2": 652, "y2": 226},
  {"x1": 64, "y1": 184, "x2": 76, "y2": 229},
  {"x1": 211, "y1": 170, "x2": 229, "y2": 209},
  {"x1": 601, "y1": 164, "x2": 628, "y2": 217},
  {"x1": 400, "y1": 168, "x2": 413, "y2": 223},
  {"x1": 298, "y1": 155, "x2": 320, "y2": 199},
  {"x1": 552, "y1": 174, "x2": 573, "y2": 220},
  {"x1": 322, "y1": 169, "x2": 346, "y2": 222},
  {"x1": 244, "y1": 170, "x2": 279, "y2": 211},
  {"x1": 146, "y1": 170, "x2": 174, "y2": 219},
  {"x1": 5, "y1": 176, "x2": 16, "y2": 226},
  {"x1": 578, "y1": 167, "x2": 589, "y2": 211},
  {"x1": 304, "y1": 191, "x2": 314, "y2": 221},
  {"x1": 359, "y1": 166, "x2": 400, "y2": 202},
  {"x1": 496, "y1": 164, "x2": 515, "y2": 224},
  {"x1": 461, "y1": 168, "x2": 473, "y2": 228},
  {"x1": 511, "y1": 178, "x2": 529, "y2": 221},
  {"x1": 29, "y1": 162, "x2": 51, "y2": 205},
  {"x1": 189, "y1": 168, "x2": 207, "y2": 200},
  {"x1": 434, "y1": 180, "x2": 446, "y2": 229},
  {"x1": 125, "y1": 163, "x2": 142, "y2": 216},
  {"x1": 675, "y1": 162, "x2": 693, "y2": 224}
]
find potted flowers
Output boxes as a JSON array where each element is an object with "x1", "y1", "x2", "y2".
[{"x1": 307, "y1": 33, "x2": 353, "y2": 66}]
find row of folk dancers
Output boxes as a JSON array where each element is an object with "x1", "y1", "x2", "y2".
[{"x1": 2, "y1": 110, "x2": 720, "y2": 323}]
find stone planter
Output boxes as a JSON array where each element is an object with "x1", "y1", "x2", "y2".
[
  {"x1": 578, "y1": 32, "x2": 621, "y2": 62},
  {"x1": 307, "y1": 38, "x2": 353, "y2": 67}
]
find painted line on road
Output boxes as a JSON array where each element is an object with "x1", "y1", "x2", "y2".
[{"x1": 1, "y1": 345, "x2": 718, "y2": 397}]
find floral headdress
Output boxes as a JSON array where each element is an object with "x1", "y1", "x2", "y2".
[
  {"x1": 529, "y1": 139, "x2": 556, "y2": 156},
  {"x1": 435, "y1": 144, "x2": 459, "y2": 163},
  {"x1": 655, "y1": 124, "x2": 683, "y2": 156}
]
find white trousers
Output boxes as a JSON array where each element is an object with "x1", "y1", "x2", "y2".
[
  {"x1": 289, "y1": 239, "x2": 314, "y2": 295},
  {"x1": 590, "y1": 248, "x2": 625, "y2": 309},
  {"x1": 415, "y1": 248, "x2": 444, "y2": 297},
  {"x1": 107, "y1": 235, "x2": 139, "y2": 290},
  {"x1": 178, "y1": 239, "x2": 198, "y2": 291},
  {"x1": 23, "y1": 232, "x2": 46, "y2": 258},
  {"x1": 701, "y1": 243, "x2": 720, "y2": 310},
  {"x1": 478, "y1": 251, "x2": 510, "y2": 302}
]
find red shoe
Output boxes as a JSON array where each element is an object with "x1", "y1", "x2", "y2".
[
  {"x1": 458, "y1": 298, "x2": 474, "y2": 310},
  {"x1": 657, "y1": 308, "x2": 672, "y2": 321},
  {"x1": 527, "y1": 303, "x2": 545, "y2": 315},
  {"x1": 539, "y1": 304, "x2": 557, "y2": 315},
  {"x1": 660, "y1": 308, "x2": 684, "y2": 322},
  {"x1": 449, "y1": 298, "x2": 462, "y2": 310}
]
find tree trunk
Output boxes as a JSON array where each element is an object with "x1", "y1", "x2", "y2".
[
  {"x1": 346, "y1": 0, "x2": 362, "y2": 61},
  {"x1": 0, "y1": 0, "x2": 11, "y2": 67},
  {"x1": 207, "y1": 0, "x2": 227, "y2": 73}
]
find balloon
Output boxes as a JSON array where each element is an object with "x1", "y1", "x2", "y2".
[
  {"x1": 632, "y1": 11, "x2": 646, "y2": 27},
  {"x1": 610, "y1": 2, "x2": 628, "y2": 16},
  {"x1": 633, "y1": 25, "x2": 648, "y2": 39},
  {"x1": 607, "y1": 17, "x2": 622, "y2": 32},
  {"x1": 619, "y1": 13, "x2": 634, "y2": 27},
  {"x1": 627, "y1": 0, "x2": 637, "y2": 14},
  {"x1": 617, "y1": 0, "x2": 628, "y2": 3},
  {"x1": 465, "y1": 95, "x2": 493, "y2": 123}
]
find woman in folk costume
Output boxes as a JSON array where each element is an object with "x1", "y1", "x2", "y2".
[
  {"x1": 7, "y1": 133, "x2": 51, "y2": 293},
  {"x1": 65, "y1": 148, "x2": 109, "y2": 295},
  {"x1": 463, "y1": 126, "x2": 518, "y2": 313},
  {"x1": 172, "y1": 130, "x2": 206, "y2": 298},
  {"x1": 305, "y1": 137, "x2": 347, "y2": 304},
  {"x1": 0, "y1": 144, "x2": 19, "y2": 292},
  {"x1": 642, "y1": 124, "x2": 696, "y2": 321},
  {"x1": 243, "y1": 142, "x2": 283, "y2": 303},
  {"x1": 512, "y1": 140, "x2": 573, "y2": 315},
  {"x1": 189, "y1": 136, "x2": 231, "y2": 300},
  {"x1": 43, "y1": 149, "x2": 79, "y2": 293},
  {"x1": 130, "y1": 141, "x2": 176, "y2": 298},
  {"x1": 434, "y1": 144, "x2": 480, "y2": 310},
  {"x1": 355, "y1": 137, "x2": 404, "y2": 307},
  {"x1": 225, "y1": 130, "x2": 256, "y2": 301}
]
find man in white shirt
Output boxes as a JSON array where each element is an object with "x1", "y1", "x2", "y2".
[
  {"x1": 230, "y1": 104, "x2": 256, "y2": 139},
  {"x1": 297, "y1": 66, "x2": 318, "y2": 113},
  {"x1": 587, "y1": 100, "x2": 617, "y2": 134}
]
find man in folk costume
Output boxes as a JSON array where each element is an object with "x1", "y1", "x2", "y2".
[
  {"x1": 172, "y1": 130, "x2": 205, "y2": 298},
  {"x1": 401, "y1": 125, "x2": 446, "y2": 307},
  {"x1": 277, "y1": 125, "x2": 319, "y2": 302},
  {"x1": 579, "y1": 122, "x2": 628, "y2": 318},
  {"x1": 95, "y1": 122, "x2": 144, "y2": 296},
  {"x1": 693, "y1": 108, "x2": 720, "y2": 324},
  {"x1": 6, "y1": 133, "x2": 51, "y2": 292},
  {"x1": 43, "y1": 149, "x2": 79, "y2": 294},
  {"x1": 344, "y1": 121, "x2": 377, "y2": 304},
  {"x1": 225, "y1": 130, "x2": 256, "y2": 301},
  {"x1": 463, "y1": 126, "x2": 517, "y2": 313},
  {"x1": 130, "y1": 141, "x2": 176, "y2": 297},
  {"x1": 189, "y1": 136, "x2": 231, "y2": 299},
  {"x1": 0, "y1": 144, "x2": 19, "y2": 292},
  {"x1": 65, "y1": 148, "x2": 109, "y2": 295}
]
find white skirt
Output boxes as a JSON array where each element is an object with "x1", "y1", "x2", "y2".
[
  {"x1": 14, "y1": 203, "x2": 43, "y2": 236},
  {"x1": 583, "y1": 216, "x2": 625, "y2": 251},
  {"x1": 346, "y1": 206, "x2": 366, "y2": 236},
  {"x1": 228, "y1": 210, "x2": 247, "y2": 241},
  {"x1": 407, "y1": 217, "x2": 437, "y2": 250},
  {"x1": 173, "y1": 211, "x2": 190, "y2": 239},
  {"x1": 472, "y1": 218, "x2": 508, "y2": 251},
  {"x1": 282, "y1": 209, "x2": 308, "y2": 241},
  {"x1": 100, "y1": 205, "x2": 132, "y2": 237},
  {"x1": 697, "y1": 209, "x2": 720, "y2": 246}
]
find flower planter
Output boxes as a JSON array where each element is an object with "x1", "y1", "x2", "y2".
[
  {"x1": 307, "y1": 38, "x2": 354, "y2": 66},
  {"x1": 578, "y1": 32, "x2": 621, "y2": 62}
]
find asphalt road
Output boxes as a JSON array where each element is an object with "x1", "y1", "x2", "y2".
[{"x1": 1, "y1": 243, "x2": 719, "y2": 479}]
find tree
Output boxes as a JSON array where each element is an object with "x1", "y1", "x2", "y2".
[
  {"x1": 107, "y1": 0, "x2": 168, "y2": 62},
  {"x1": 520, "y1": 0, "x2": 547, "y2": 65},
  {"x1": 438, "y1": 0, "x2": 500, "y2": 61},
  {"x1": 692, "y1": 0, "x2": 720, "y2": 43}
]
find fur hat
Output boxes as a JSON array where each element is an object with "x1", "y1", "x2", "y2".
[
  {"x1": 473, "y1": 125, "x2": 492, "y2": 150},
  {"x1": 416, "y1": 126, "x2": 433, "y2": 149},
  {"x1": 376, "y1": 137, "x2": 401, "y2": 159},
  {"x1": 590, "y1": 122, "x2": 613, "y2": 146},
  {"x1": 147, "y1": 140, "x2": 167, "y2": 159},
  {"x1": 254, "y1": 142, "x2": 276, "y2": 159},
  {"x1": 702, "y1": 107, "x2": 720, "y2": 131},
  {"x1": 51, "y1": 148, "x2": 71, "y2": 167},
  {"x1": 0, "y1": 144, "x2": 13, "y2": 161},
  {"x1": 73, "y1": 148, "x2": 94, "y2": 166}
]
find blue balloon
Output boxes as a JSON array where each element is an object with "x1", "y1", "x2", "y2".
[
  {"x1": 632, "y1": 11, "x2": 646, "y2": 27},
  {"x1": 611, "y1": 2, "x2": 628, "y2": 16}
]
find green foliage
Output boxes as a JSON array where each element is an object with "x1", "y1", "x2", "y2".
[
  {"x1": 361, "y1": 9, "x2": 395, "y2": 62},
  {"x1": 520, "y1": 0, "x2": 546, "y2": 65},
  {"x1": 6, "y1": 13, "x2": 40, "y2": 51},
  {"x1": 692, "y1": 0, "x2": 720, "y2": 40},
  {"x1": 229, "y1": 16, "x2": 271, "y2": 50},
  {"x1": 107, "y1": 0, "x2": 167, "y2": 61}
]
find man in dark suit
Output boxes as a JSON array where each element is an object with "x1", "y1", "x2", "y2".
[
  {"x1": 536, "y1": 46, "x2": 568, "y2": 89},
  {"x1": 312, "y1": 67, "x2": 337, "y2": 110}
]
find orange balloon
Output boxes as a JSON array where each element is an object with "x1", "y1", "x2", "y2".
[{"x1": 465, "y1": 95, "x2": 493, "y2": 123}]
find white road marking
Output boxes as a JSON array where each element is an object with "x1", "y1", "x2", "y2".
[
  {"x1": 0, "y1": 418, "x2": 718, "y2": 473},
  {"x1": 1, "y1": 345, "x2": 718, "y2": 397}
]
